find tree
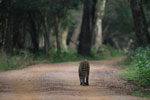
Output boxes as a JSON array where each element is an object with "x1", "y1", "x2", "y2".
[
  {"x1": 49, "y1": 0, "x2": 80, "y2": 54},
  {"x1": 93, "y1": 0, "x2": 106, "y2": 52},
  {"x1": 55, "y1": 16, "x2": 62, "y2": 54},
  {"x1": 78, "y1": 0, "x2": 97, "y2": 56},
  {"x1": 60, "y1": 27, "x2": 69, "y2": 51},
  {"x1": 3, "y1": 0, "x2": 13, "y2": 54},
  {"x1": 0, "y1": 0, "x2": 81, "y2": 55},
  {"x1": 28, "y1": 11, "x2": 39, "y2": 53},
  {"x1": 130, "y1": 0, "x2": 150, "y2": 46},
  {"x1": 69, "y1": 7, "x2": 83, "y2": 50},
  {"x1": 102, "y1": 0, "x2": 135, "y2": 50},
  {"x1": 41, "y1": 12, "x2": 51, "y2": 57}
]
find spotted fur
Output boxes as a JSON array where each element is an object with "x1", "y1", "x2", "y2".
[{"x1": 78, "y1": 59, "x2": 90, "y2": 86}]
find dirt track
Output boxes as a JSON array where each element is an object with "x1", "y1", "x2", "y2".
[{"x1": 0, "y1": 57, "x2": 149, "y2": 100}]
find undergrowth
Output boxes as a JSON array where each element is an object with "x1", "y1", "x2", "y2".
[
  {"x1": 0, "y1": 45, "x2": 123, "y2": 72},
  {"x1": 0, "y1": 50, "x2": 35, "y2": 72},
  {"x1": 118, "y1": 46, "x2": 150, "y2": 98}
]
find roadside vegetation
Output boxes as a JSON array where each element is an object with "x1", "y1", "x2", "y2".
[
  {"x1": 0, "y1": 45, "x2": 123, "y2": 72},
  {"x1": 118, "y1": 46, "x2": 150, "y2": 98}
]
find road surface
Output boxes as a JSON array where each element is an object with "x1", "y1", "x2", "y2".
[{"x1": 0, "y1": 57, "x2": 149, "y2": 100}]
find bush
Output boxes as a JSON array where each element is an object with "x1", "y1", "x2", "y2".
[
  {"x1": 126, "y1": 46, "x2": 150, "y2": 88},
  {"x1": 134, "y1": 47, "x2": 150, "y2": 88},
  {"x1": 0, "y1": 45, "x2": 123, "y2": 71},
  {"x1": 0, "y1": 50, "x2": 34, "y2": 71}
]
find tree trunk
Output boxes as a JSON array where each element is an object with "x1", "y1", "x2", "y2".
[
  {"x1": 0, "y1": 29, "x2": 4, "y2": 49},
  {"x1": 28, "y1": 12, "x2": 39, "y2": 53},
  {"x1": 78, "y1": 0, "x2": 97, "y2": 56},
  {"x1": 3, "y1": 0, "x2": 13, "y2": 54},
  {"x1": 42, "y1": 13, "x2": 51, "y2": 57},
  {"x1": 13, "y1": 13, "x2": 27, "y2": 49},
  {"x1": 4, "y1": 12, "x2": 13, "y2": 54},
  {"x1": 0, "y1": 1, "x2": 5, "y2": 49},
  {"x1": 94, "y1": 0, "x2": 106, "y2": 52},
  {"x1": 55, "y1": 17, "x2": 61, "y2": 54},
  {"x1": 60, "y1": 28, "x2": 68, "y2": 51},
  {"x1": 69, "y1": 8, "x2": 83, "y2": 50},
  {"x1": 130, "y1": 0, "x2": 150, "y2": 46}
]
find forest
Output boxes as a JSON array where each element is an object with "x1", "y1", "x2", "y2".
[{"x1": 0, "y1": 0, "x2": 150, "y2": 99}]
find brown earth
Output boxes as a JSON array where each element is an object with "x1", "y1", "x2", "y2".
[{"x1": 0, "y1": 57, "x2": 149, "y2": 100}]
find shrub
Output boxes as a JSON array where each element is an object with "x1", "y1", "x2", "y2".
[
  {"x1": 134, "y1": 47, "x2": 150, "y2": 88},
  {"x1": 0, "y1": 45, "x2": 123, "y2": 71},
  {"x1": 0, "y1": 50, "x2": 34, "y2": 71},
  {"x1": 126, "y1": 46, "x2": 150, "y2": 88}
]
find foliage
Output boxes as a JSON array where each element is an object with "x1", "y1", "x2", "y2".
[
  {"x1": 0, "y1": 45, "x2": 123, "y2": 71},
  {"x1": 49, "y1": 45, "x2": 122, "y2": 63},
  {"x1": 103, "y1": 0, "x2": 136, "y2": 49},
  {"x1": 119, "y1": 46, "x2": 150, "y2": 88},
  {"x1": 92, "y1": 45, "x2": 124, "y2": 57},
  {"x1": 133, "y1": 47, "x2": 150, "y2": 87},
  {"x1": 132, "y1": 91, "x2": 150, "y2": 98},
  {"x1": 143, "y1": 1, "x2": 150, "y2": 27},
  {"x1": 0, "y1": 0, "x2": 81, "y2": 54},
  {"x1": 118, "y1": 71, "x2": 137, "y2": 81},
  {"x1": 0, "y1": 50, "x2": 34, "y2": 71},
  {"x1": 104, "y1": 0, "x2": 133, "y2": 34},
  {"x1": 118, "y1": 47, "x2": 150, "y2": 98}
]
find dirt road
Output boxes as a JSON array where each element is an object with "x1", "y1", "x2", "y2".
[{"x1": 0, "y1": 58, "x2": 149, "y2": 100}]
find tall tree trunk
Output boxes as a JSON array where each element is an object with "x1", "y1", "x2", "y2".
[
  {"x1": 130, "y1": 0, "x2": 150, "y2": 46},
  {"x1": 3, "y1": 0, "x2": 13, "y2": 54},
  {"x1": 94, "y1": 0, "x2": 106, "y2": 52},
  {"x1": 4, "y1": 12, "x2": 13, "y2": 54},
  {"x1": 78, "y1": 0, "x2": 97, "y2": 56},
  {"x1": 55, "y1": 17, "x2": 61, "y2": 54},
  {"x1": 21, "y1": 14, "x2": 28, "y2": 48},
  {"x1": 28, "y1": 11, "x2": 39, "y2": 53},
  {"x1": 69, "y1": 8, "x2": 83, "y2": 50},
  {"x1": 0, "y1": 1, "x2": 5, "y2": 49},
  {"x1": 42, "y1": 13, "x2": 51, "y2": 57},
  {"x1": 60, "y1": 28, "x2": 68, "y2": 51},
  {"x1": 13, "y1": 13, "x2": 27, "y2": 49},
  {"x1": 0, "y1": 29, "x2": 4, "y2": 49}
]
